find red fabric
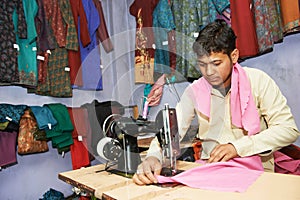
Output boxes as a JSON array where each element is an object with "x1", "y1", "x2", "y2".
[
  {"x1": 129, "y1": 0, "x2": 160, "y2": 58},
  {"x1": 68, "y1": 107, "x2": 91, "y2": 170},
  {"x1": 68, "y1": 0, "x2": 91, "y2": 86},
  {"x1": 230, "y1": 0, "x2": 259, "y2": 58},
  {"x1": 93, "y1": 0, "x2": 113, "y2": 53},
  {"x1": 274, "y1": 151, "x2": 300, "y2": 175}
]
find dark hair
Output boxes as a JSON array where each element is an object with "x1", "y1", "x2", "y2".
[{"x1": 192, "y1": 19, "x2": 237, "y2": 57}]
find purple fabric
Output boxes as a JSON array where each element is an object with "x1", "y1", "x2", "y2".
[
  {"x1": 157, "y1": 156, "x2": 263, "y2": 193},
  {"x1": 74, "y1": 0, "x2": 102, "y2": 90},
  {"x1": 274, "y1": 151, "x2": 300, "y2": 175},
  {"x1": 0, "y1": 131, "x2": 18, "y2": 167}
]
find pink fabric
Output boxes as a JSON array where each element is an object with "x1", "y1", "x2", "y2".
[
  {"x1": 274, "y1": 151, "x2": 300, "y2": 175},
  {"x1": 190, "y1": 63, "x2": 260, "y2": 135},
  {"x1": 157, "y1": 156, "x2": 263, "y2": 193}
]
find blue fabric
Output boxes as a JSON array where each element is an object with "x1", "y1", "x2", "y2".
[
  {"x1": 0, "y1": 104, "x2": 27, "y2": 123},
  {"x1": 30, "y1": 106, "x2": 57, "y2": 130},
  {"x1": 152, "y1": 0, "x2": 176, "y2": 74},
  {"x1": 75, "y1": 0, "x2": 102, "y2": 90}
]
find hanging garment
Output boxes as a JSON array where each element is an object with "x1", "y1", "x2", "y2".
[
  {"x1": 171, "y1": 0, "x2": 209, "y2": 79},
  {"x1": 280, "y1": 0, "x2": 300, "y2": 34},
  {"x1": 130, "y1": 0, "x2": 160, "y2": 84},
  {"x1": 13, "y1": 0, "x2": 38, "y2": 87},
  {"x1": 152, "y1": 0, "x2": 176, "y2": 74},
  {"x1": 74, "y1": 0, "x2": 103, "y2": 90},
  {"x1": 207, "y1": 0, "x2": 230, "y2": 22},
  {"x1": 0, "y1": 131, "x2": 18, "y2": 168},
  {"x1": 230, "y1": 0, "x2": 259, "y2": 58},
  {"x1": 0, "y1": 0, "x2": 27, "y2": 84},
  {"x1": 68, "y1": 0, "x2": 91, "y2": 87},
  {"x1": 36, "y1": 51, "x2": 50, "y2": 84},
  {"x1": 252, "y1": 0, "x2": 283, "y2": 54},
  {"x1": 68, "y1": 107, "x2": 91, "y2": 170},
  {"x1": 35, "y1": 0, "x2": 56, "y2": 52},
  {"x1": 35, "y1": 0, "x2": 76, "y2": 97},
  {"x1": 93, "y1": 0, "x2": 114, "y2": 53}
]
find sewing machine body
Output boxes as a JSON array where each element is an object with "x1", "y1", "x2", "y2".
[{"x1": 96, "y1": 104, "x2": 181, "y2": 177}]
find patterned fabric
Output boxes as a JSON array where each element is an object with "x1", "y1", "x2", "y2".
[
  {"x1": 208, "y1": 0, "x2": 230, "y2": 22},
  {"x1": 130, "y1": 0, "x2": 160, "y2": 84},
  {"x1": 58, "y1": 0, "x2": 78, "y2": 51},
  {"x1": 252, "y1": 0, "x2": 283, "y2": 54},
  {"x1": 68, "y1": 0, "x2": 91, "y2": 86},
  {"x1": 13, "y1": 0, "x2": 39, "y2": 87},
  {"x1": 0, "y1": 0, "x2": 27, "y2": 84},
  {"x1": 43, "y1": 0, "x2": 66, "y2": 47},
  {"x1": 153, "y1": 0, "x2": 176, "y2": 74},
  {"x1": 34, "y1": 0, "x2": 76, "y2": 97},
  {"x1": 35, "y1": 0, "x2": 56, "y2": 52},
  {"x1": 171, "y1": 0, "x2": 209, "y2": 79},
  {"x1": 0, "y1": 104, "x2": 27, "y2": 123},
  {"x1": 36, "y1": 47, "x2": 72, "y2": 97},
  {"x1": 280, "y1": 0, "x2": 300, "y2": 34}
]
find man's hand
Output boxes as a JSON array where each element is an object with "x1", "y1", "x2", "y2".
[
  {"x1": 132, "y1": 156, "x2": 162, "y2": 185},
  {"x1": 207, "y1": 143, "x2": 238, "y2": 163}
]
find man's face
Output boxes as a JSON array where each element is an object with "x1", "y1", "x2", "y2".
[{"x1": 196, "y1": 51, "x2": 235, "y2": 89}]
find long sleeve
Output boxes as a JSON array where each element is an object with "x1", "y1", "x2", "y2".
[
  {"x1": 231, "y1": 68, "x2": 300, "y2": 157},
  {"x1": 92, "y1": 0, "x2": 113, "y2": 53}
]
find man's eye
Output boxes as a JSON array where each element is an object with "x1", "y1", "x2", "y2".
[{"x1": 197, "y1": 62, "x2": 206, "y2": 67}]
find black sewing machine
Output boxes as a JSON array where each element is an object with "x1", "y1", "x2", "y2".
[{"x1": 96, "y1": 104, "x2": 181, "y2": 178}]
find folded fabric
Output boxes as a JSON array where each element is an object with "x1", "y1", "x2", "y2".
[
  {"x1": 0, "y1": 131, "x2": 18, "y2": 167},
  {"x1": 274, "y1": 151, "x2": 300, "y2": 175},
  {"x1": 0, "y1": 104, "x2": 27, "y2": 123},
  {"x1": 45, "y1": 103, "x2": 74, "y2": 138},
  {"x1": 30, "y1": 106, "x2": 57, "y2": 130},
  {"x1": 156, "y1": 156, "x2": 263, "y2": 193},
  {"x1": 68, "y1": 107, "x2": 91, "y2": 169},
  {"x1": 45, "y1": 103, "x2": 74, "y2": 151}
]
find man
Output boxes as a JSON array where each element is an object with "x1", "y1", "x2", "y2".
[{"x1": 133, "y1": 19, "x2": 300, "y2": 185}]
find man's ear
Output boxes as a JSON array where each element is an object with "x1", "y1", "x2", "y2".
[{"x1": 231, "y1": 49, "x2": 239, "y2": 64}]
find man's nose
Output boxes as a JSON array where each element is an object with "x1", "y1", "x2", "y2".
[{"x1": 205, "y1": 64, "x2": 216, "y2": 75}]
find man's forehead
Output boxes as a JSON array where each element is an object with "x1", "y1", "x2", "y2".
[{"x1": 197, "y1": 52, "x2": 227, "y2": 61}]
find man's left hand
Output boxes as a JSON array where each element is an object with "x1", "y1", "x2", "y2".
[{"x1": 207, "y1": 143, "x2": 238, "y2": 163}]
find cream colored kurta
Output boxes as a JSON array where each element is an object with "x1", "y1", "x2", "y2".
[{"x1": 147, "y1": 67, "x2": 300, "y2": 172}]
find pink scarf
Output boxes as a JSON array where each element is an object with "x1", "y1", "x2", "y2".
[{"x1": 190, "y1": 62, "x2": 260, "y2": 136}]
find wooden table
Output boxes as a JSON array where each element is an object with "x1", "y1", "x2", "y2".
[{"x1": 58, "y1": 161, "x2": 300, "y2": 200}]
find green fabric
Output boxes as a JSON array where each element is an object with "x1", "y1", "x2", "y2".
[{"x1": 45, "y1": 103, "x2": 74, "y2": 149}]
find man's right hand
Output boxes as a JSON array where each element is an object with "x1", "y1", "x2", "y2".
[{"x1": 132, "y1": 156, "x2": 162, "y2": 185}]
